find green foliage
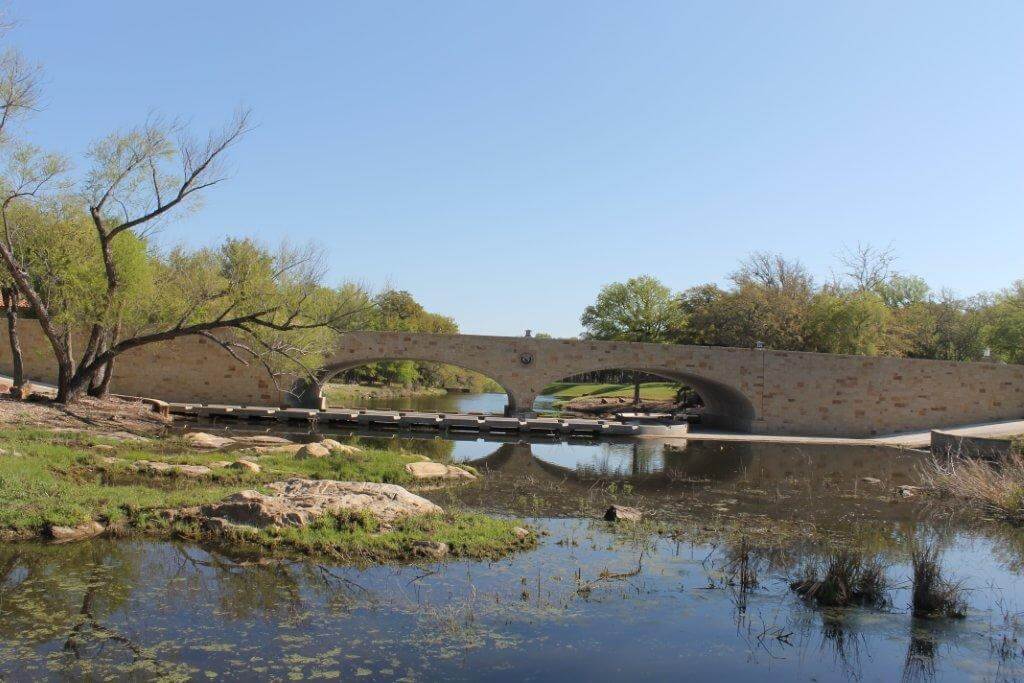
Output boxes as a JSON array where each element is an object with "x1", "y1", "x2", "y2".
[
  {"x1": 803, "y1": 289, "x2": 890, "y2": 355},
  {"x1": 580, "y1": 276, "x2": 683, "y2": 343},
  {"x1": 985, "y1": 281, "x2": 1024, "y2": 364}
]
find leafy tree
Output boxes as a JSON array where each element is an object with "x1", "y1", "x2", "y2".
[
  {"x1": 803, "y1": 290, "x2": 890, "y2": 355},
  {"x1": 580, "y1": 275, "x2": 683, "y2": 405}
]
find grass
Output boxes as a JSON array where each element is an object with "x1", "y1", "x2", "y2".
[
  {"x1": 170, "y1": 509, "x2": 530, "y2": 563},
  {"x1": 910, "y1": 543, "x2": 966, "y2": 619},
  {"x1": 540, "y1": 381, "x2": 680, "y2": 401},
  {"x1": 923, "y1": 451, "x2": 1024, "y2": 523},
  {"x1": 0, "y1": 427, "x2": 531, "y2": 562},
  {"x1": 790, "y1": 551, "x2": 888, "y2": 608},
  {"x1": 323, "y1": 382, "x2": 447, "y2": 403}
]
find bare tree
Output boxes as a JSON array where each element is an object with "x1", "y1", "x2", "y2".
[
  {"x1": 837, "y1": 242, "x2": 896, "y2": 291},
  {"x1": 732, "y1": 252, "x2": 813, "y2": 292}
]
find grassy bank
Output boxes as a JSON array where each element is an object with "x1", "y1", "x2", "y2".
[
  {"x1": 0, "y1": 428, "x2": 531, "y2": 562},
  {"x1": 540, "y1": 381, "x2": 680, "y2": 401},
  {"x1": 924, "y1": 450, "x2": 1024, "y2": 523},
  {"x1": 323, "y1": 383, "x2": 448, "y2": 403}
]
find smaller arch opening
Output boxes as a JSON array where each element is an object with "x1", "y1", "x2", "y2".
[
  {"x1": 300, "y1": 360, "x2": 516, "y2": 414},
  {"x1": 537, "y1": 369, "x2": 700, "y2": 417},
  {"x1": 538, "y1": 365, "x2": 758, "y2": 431}
]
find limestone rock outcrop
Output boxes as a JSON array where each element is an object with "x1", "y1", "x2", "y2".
[
  {"x1": 194, "y1": 478, "x2": 443, "y2": 529},
  {"x1": 404, "y1": 461, "x2": 476, "y2": 480}
]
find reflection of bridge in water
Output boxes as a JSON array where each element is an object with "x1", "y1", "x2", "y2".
[{"x1": 462, "y1": 440, "x2": 925, "y2": 489}]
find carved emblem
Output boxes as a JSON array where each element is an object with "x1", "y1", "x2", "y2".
[{"x1": 519, "y1": 353, "x2": 534, "y2": 365}]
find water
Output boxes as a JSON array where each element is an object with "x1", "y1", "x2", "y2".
[
  {"x1": 5, "y1": 398, "x2": 1024, "y2": 680},
  {"x1": 341, "y1": 390, "x2": 558, "y2": 415},
  {"x1": 341, "y1": 390, "x2": 511, "y2": 414}
]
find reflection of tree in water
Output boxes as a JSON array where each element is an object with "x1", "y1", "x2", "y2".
[
  {"x1": 820, "y1": 614, "x2": 870, "y2": 681},
  {"x1": 902, "y1": 630, "x2": 937, "y2": 683},
  {"x1": 0, "y1": 541, "x2": 171, "y2": 673}
]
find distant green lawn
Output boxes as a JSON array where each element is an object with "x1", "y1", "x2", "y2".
[{"x1": 540, "y1": 381, "x2": 680, "y2": 401}]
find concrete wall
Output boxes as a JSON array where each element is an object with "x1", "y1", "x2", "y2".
[{"x1": 0, "y1": 321, "x2": 285, "y2": 406}]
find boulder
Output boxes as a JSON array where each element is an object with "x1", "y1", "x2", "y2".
[
  {"x1": 184, "y1": 432, "x2": 235, "y2": 449},
  {"x1": 193, "y1": 478, "x2": 443, "y2": 529},
  {"x1": 209, "y1": 461, "x2": 234, "y2": 469},
  {"x1": 133, "y1": 460, "x2": 212, "y2": 478},
  {"x1": 513, "y1": 526, "x2": 531, "y2": 541},
  {"x1": 49, "y1": 521, "x2": 105, "y2": 542},
  {"x1": 320, "y1": 439, "x2": 361, "y2": 455},
  {"x1": 604, "y1": 505, "x2": 642, "y2": 523},
  {"x1": 231, "y1": 435, "x2": 293, "y2": 446},
  {"x1": 230, "y1": 459, "x2": 261, "y2": 473},
  {"x1": 296, "y1": 443, "x2": 331, "y2": 459},
  {"x1": 411, "y1": 540, "x2": 449, "y2": 560},
  {"x1": 106, "y1": 431, "x2": 151, "y2": 443},
  {"x1": 404, "y1": 461, "x2": 477, "y2": 480},
  {"x1": 240, "y1": 443, "x2": 305, "y2": 455}
]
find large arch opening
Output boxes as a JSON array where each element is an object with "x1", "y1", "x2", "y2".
[
  {"x1": 296, "y1": 359, "x2": 517, "y2": 414},
  {"x1": 536, "y1": 365, "x2": 758, "y2": 431}
]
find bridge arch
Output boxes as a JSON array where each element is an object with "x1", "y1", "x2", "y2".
[
  {"x1": 292, "y1": 357, "x2": 521, "y2": 413},
  {"x1": 528, "y1": 363, "x2": 759, "y2": 430}
]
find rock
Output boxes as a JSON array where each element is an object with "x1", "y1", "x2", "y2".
[
  {"x1": 296, "y1": 443, "x2": 331, "y2": 459},
  {"x1": 411, "y1": 540, "x2": 449, "y2": 560},
  {"x1": 604, "y1": 505, "x2": 642, "y2": 523},
  {"x1": 98, "y1": 456, "x2": 122, "y2": 465},
  {"x1": 231, "y1": 435, "x2": 293, "y2": 446},
  {"x1": 513, "y1": 526, "x2": 531, "y2": 541},
  {"x1": 132, "y1": 460, "x2": 212, "y2": 478},
  {"x1": 319, "y1": 438, "x2": 344, "y2": 450},
  {"x1": 91, "y1": 444, "x2": 115, "y2": 451},
  {"x1": 860, "y1": 477, "x2": 883, "y2": 485},
  {"x1": 240, "y1": 443, "x2": 305, "y2": 455},
  {"x1": 194, "y1": 478, "x2": 443, "y2": 529},
  {"x1": 183, "y1": 432, "x2": 235, "y2": 449},
  {"x1": 897, "y1": 485, "x2": 924, "y2": 498},
  {"x1": 209, "y1": 460, "x2": 234, "y2": 469},
  {"x1": 404, "y1": 461, "x2": 477, "y2": 480},
  {"x1": 230, "y1": 459, "x2": 261, "y2": 473},
  {"x1": 49, "y1": 521, "x2": 105, "y2": 542},
  {"x1": 105, "y1": 431, "x2": 151, "y2": 443}
]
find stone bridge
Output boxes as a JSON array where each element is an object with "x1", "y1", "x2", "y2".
[
  {"x1": 4, "y1": 323, "x2": 1023, "y2": 438},
  {"x1": 299, "y1": 331, "x2": 1024, "y2": 438}
]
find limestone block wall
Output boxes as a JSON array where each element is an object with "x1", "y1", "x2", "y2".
[
  {"x1": 314, "y1": 331, "x2": 1024, "y2": 437},
  {"x1": 0, "y1": 321, "x2": 286, "y2": 406},
  {"x1": 3, "y1": 323, "x2": 1021, "y2": 438},
  {"x1": 761, "y1": 351, "x2": 1024, "y2": 436}
]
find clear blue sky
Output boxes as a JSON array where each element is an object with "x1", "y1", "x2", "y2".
[{"x1": 8, "y1": 1, "x2": 1024, "y2": 337}]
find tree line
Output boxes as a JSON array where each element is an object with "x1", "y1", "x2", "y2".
[{"x1": 581, "y1": 246, "x2": 1024, "y2": 363}]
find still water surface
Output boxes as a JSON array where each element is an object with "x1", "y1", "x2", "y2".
[{"x1": 3, "y1": 394, "x2": 1024, "y2": 680}]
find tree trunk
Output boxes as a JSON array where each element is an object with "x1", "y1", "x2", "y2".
[
  {"x1": 2, "y1": 288, "x2": 24, "y2": 389},
  {"x1": 87, "y1": 356, "x2": 115, "y2": 398},
  {"x1": 633, "y1": 370, "x2": 641, "y2": 409}
]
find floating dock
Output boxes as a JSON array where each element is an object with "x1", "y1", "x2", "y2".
[{"x1": 166, "y1": 403, "x2": 689, "y2": 438}]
